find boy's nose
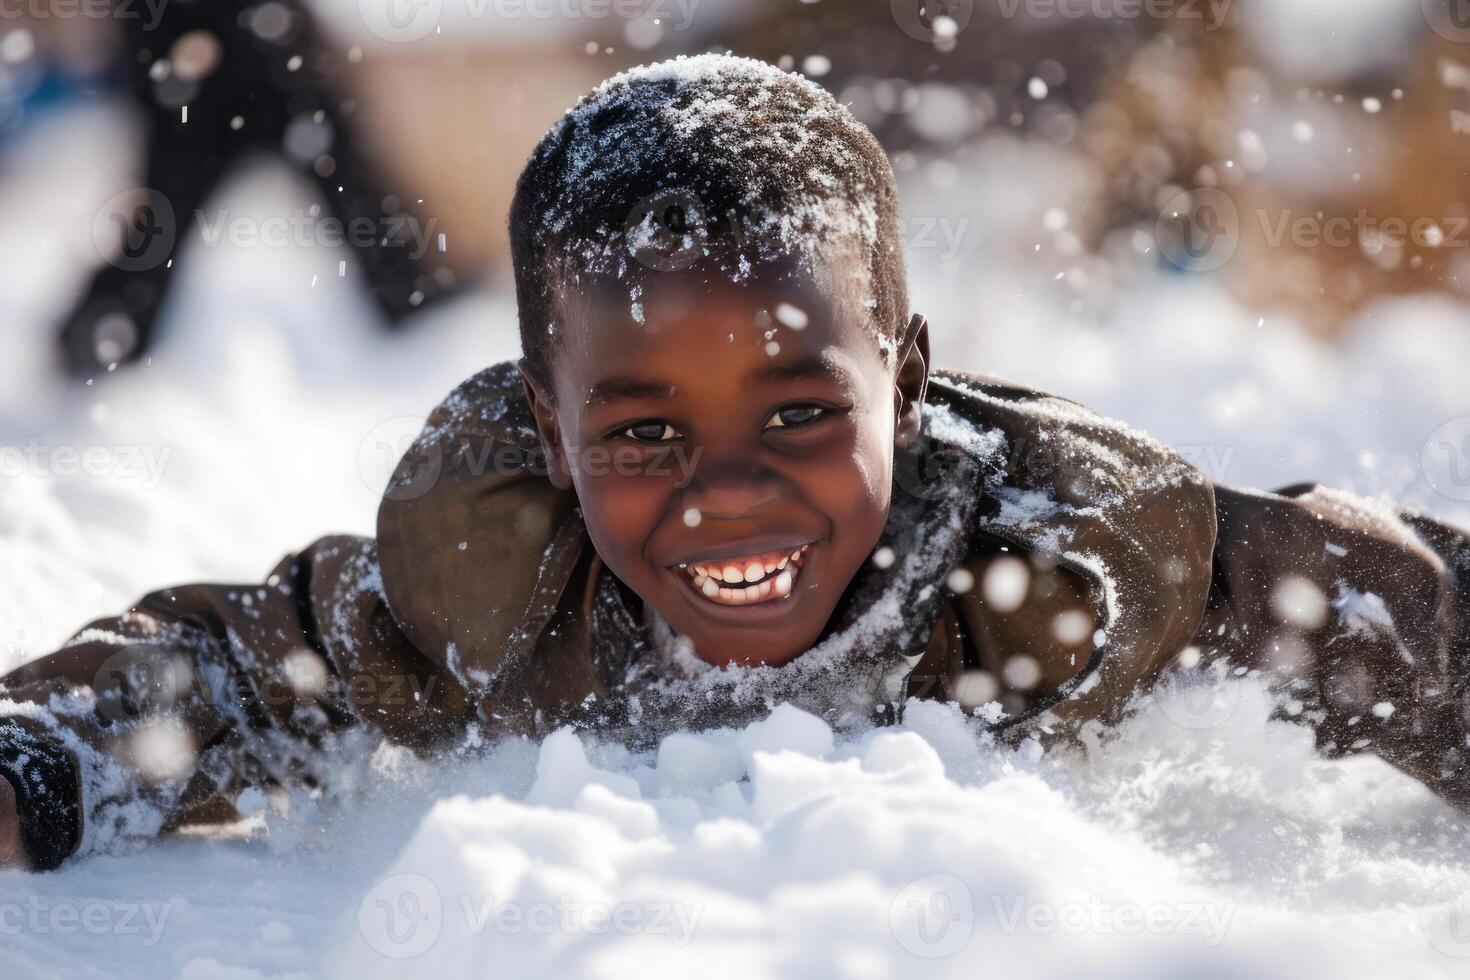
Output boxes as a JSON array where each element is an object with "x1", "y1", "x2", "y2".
[{"x1": 681, "y1": 461, "x2": 782, "y2": 520}]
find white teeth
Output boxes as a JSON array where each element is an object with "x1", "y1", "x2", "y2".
[
  {"x1": 773, "y1": 569, "x2": 794, "y2": 598},
  {"x1": 681, "y1": 546, "x2": 810, "y2": 606}
]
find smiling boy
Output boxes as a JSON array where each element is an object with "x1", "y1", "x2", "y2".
[{"x1": 3, "y1": 55, "x2": 1469, "y2": 871}]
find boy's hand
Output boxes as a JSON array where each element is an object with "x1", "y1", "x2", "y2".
[{"x1": 0, "y1": 776, "x2": 25, "y2": 869}]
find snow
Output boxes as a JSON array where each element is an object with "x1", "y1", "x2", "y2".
[{"x1": 2, "y1": 97, "x2": 1470, "y2": 979}]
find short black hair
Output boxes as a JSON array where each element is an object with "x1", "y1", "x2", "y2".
[{"x1": 509, "y1": 53, "x2": 908, "y2": 389}]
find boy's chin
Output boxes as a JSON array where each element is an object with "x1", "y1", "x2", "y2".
[{"x1": 684, "y1": 639, "x2": 810, "y2": 670}]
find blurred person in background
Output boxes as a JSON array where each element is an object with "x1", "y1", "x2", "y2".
[{"x1": 24, "y1": 0, "x2": 461, "y2": 377}]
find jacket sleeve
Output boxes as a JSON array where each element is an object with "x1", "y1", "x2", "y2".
[
  {"x1": 0, "y1": 536, "x2": 473, "y2": 870},
  {"x1": 1200, "y1": 484, "x2": 1470, "y2": 808}
]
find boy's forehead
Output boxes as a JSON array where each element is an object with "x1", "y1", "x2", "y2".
[
  {"x1": 548, "y1": 264, "x2": 882, "y2": 400},
  {"x1": 564, "y1": 249, "x2": 872, "y2": 336}
]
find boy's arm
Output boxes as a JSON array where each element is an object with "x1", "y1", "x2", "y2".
[{"x1": 0, "y1": 535, "x2": 474, "y2": 870}]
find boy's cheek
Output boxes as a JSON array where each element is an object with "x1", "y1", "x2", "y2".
[{"x1": 574, "y1": 473, "x2": 670, "y2": 552}]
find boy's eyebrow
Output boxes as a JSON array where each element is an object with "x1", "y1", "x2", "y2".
[
  {"x1": 748, "y1": 356, "x2": 856, "y2": 390},
  {"x1": 585, "y1": 376, "x2": 677, "y2": 406}
]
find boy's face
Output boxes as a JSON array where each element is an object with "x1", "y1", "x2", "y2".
[{"x1": 522, "y1": 260, "x2": 928, "y2": 669}]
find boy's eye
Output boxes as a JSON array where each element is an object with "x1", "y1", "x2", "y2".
[
  {"x1": 619, "y1": 420, "x2": 680, "y2": 443},
  {"x1": 764, "y1": 404, "x2": 827, "y2": 430}
]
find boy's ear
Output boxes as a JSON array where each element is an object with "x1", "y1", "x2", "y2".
[
  {"x1": 518, "y1": 360, "x2": 575, "y2": 491},
  {"x1": 893, "y1": 314, "x2": 930, "y2": 449}
]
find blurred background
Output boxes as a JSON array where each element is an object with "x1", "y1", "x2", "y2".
[{"x1": 4, "y1": 0, "x2": 1470, "y2": 659}]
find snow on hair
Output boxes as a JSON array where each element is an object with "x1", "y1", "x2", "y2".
[{"x1": 509, "y1": 53, "x2": 909, "y2": 383}]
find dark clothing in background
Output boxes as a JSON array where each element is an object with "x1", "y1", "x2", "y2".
[{"x1": 60, "y1": 0, "x2": 454, "y2": 374}]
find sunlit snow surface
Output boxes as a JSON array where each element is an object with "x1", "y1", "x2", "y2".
[{"x1": 3, "y1": 103, "x2": 1470, "y2": 979}]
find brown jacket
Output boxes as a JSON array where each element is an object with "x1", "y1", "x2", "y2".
[{"x1": 2, "y1": 363, "x2": 1466, "y2": 869}]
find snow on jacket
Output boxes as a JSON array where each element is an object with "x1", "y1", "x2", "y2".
[{"x1": 2, "y1": 362, "x2": 1466, "y2": 869}]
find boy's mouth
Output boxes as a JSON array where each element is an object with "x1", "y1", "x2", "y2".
[{"x1": 675, "y1": 544, "x2": 812, "y2": 607}]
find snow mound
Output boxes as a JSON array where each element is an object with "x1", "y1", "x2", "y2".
[{"x1": 330, "y1": 693, "x2": 1470, "y2": 979}]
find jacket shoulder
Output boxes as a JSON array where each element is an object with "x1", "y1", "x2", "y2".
[
  {"x1": 922, "y1": 368, "x2": 1218, "y2": 734},
  {"x1": 927, "y1": 368, "x2": 1213, "y2": 509},
  {"x1": 374, "y1": 362, "x2": 587, "y2": 712}
]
